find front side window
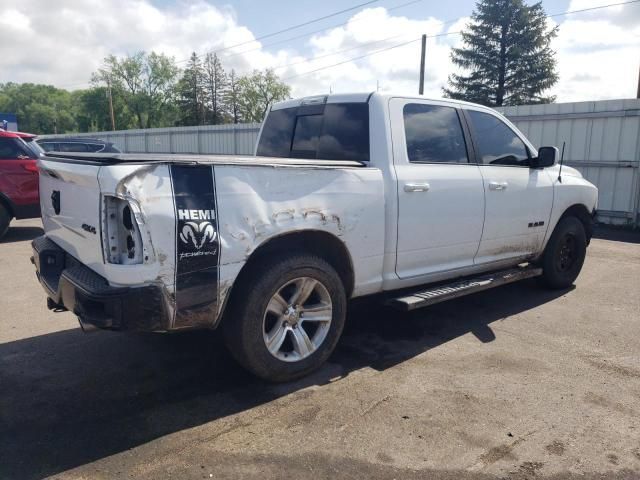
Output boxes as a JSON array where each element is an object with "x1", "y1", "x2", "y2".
[
  {"x1": 467, "y1": 110, "x2": 529, "y2": 166},
  {"x1": 257, "y1": 102, "x2": 369, "y2": 162},
  {"x1": 403, "y1": 104, "x2": 469, "y2": 163}
]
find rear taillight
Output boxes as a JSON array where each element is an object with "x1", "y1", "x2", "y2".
[
  {"x1": 102, "y1": 196, "x2": 147, "y2": 265},
  {"x1": 22, "y1": 163, "x2": 38, "y2": 173}
]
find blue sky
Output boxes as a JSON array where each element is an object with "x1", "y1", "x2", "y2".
[{"x1": 1, "y1": 0, "x2": 638, "y2": 101}]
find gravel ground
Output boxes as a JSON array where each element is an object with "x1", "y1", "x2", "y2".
[{"x1": 1, "y1": 218, "x2": 639, "y2": 480}]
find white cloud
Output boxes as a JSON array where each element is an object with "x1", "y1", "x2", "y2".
[
  {"x1": 0, "y1": 0, "x2": 637, "y2": 103},
  {"x1": 549, "y1": 0, "x2": 640, "y2": 101}
]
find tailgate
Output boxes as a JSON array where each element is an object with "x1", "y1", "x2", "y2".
[{"x1": 38, "y1": 157, "x2": 104, "y2": 267}]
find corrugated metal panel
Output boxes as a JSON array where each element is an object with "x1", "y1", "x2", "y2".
[
  {"x1": 497, "y1": 99, "x2": 640, "y2": 227},
  {"x1": 42, "y1": 123, "x2": 262, "y2": 156}
]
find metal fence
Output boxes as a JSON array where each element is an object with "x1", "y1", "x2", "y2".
[
  {"x1": 43, "y1": 98, "x2": 640, "y2": 226},
  {"x1": 42, "y1": 123, "x2": 262, "y2": 156},
  {"x1": 497, "y1": 99, "x2": 640, "y2": 227}
]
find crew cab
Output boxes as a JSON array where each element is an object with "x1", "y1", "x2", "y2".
[
  {"x1": 32, "y1": 93, "x2": 598, "y2": 381},
  {"x1": 0, "y1": 130, "x2": 43, "y2": 239}
]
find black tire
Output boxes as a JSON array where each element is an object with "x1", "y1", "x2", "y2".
[
  {"x1": 540, "y1": 216, "x2": 587, "y2": 289},
  {"x1": 222, "y1": 253, "x2": 347, "y2": 382},
  {"x1": 0, "y1": 203, "x2": 11, "y2": 241}
]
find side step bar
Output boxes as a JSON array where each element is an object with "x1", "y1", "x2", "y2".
[{"x1": 387, "y1": 265, "x2": 543, "y2": 312}]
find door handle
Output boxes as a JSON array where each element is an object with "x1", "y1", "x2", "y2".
[
  {"x1": 404, "y1": 182, "x2": 430, "y2": 192},
  {"x1": 488, "y1": 181, "x2": 508, "y2": 191}
]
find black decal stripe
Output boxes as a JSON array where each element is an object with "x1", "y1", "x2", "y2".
[{"x1": 170, "y1": 164, "x2": 219, "y2": 328}]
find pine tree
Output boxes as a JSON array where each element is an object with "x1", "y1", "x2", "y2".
[
  {"x1": 176, "y1": 52, "x2": 205, "y2": 126},
  {"x1": 203, "y1": 53, "x2": 229, "y2": 125},
  {"x1": 444, "y1": 0, "x2": 558, "y2": 106}
]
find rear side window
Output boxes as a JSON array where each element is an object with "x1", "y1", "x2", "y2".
[
  {"x1": 59, "y1": 143, "x2": 89, "y2": 152},
  {"x1": 257, "y1": 103, "x2": 369, "y2": 162},
  {"x1": 0, "y1": 138, "x2": 25, "y2": 158},
  {"x1": 39, "y1": 142, "x2": 56, "y2": 152},
  {"x1": 403, "y1": 104, "x2": 468, "y2": 163},
  {"x1": 467, "y1": 110, "x2": 529, "y2": 166}
]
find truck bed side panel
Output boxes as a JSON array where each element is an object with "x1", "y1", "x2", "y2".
[{"x1": 215, "y1": 164, "x2": 386, "y2": 305}]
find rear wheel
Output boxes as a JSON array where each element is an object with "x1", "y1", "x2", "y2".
[
  {"x1": 0, "y1": 204, "x2": 11, "y2": 241},
  {"x1": 223, "y1": 254, "x2": 347, "y2": 382},
  {"x1": 540, "y1": 216, "x2": 587, "y2": 289}
]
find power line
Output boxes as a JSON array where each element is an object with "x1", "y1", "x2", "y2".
[
  {"x1": 269, "y1": 9, "x2": 464, "y2": 72},
  {"x1": 176, "y1": 0, "x2": 382, "y2": 64},
  {"x1": 282, "y1": 0, "x2": 640, "y2": 81},
  {"x1": 220, "y1": 0, "x2": 424, "y2": 61},
  {"x1": 57, "y1": 0, "x2": 640, "y2": 89}
]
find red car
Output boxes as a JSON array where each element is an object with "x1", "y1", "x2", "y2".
[{"x1": 0, "y1": 129, "x2": 42, "y2": 239}]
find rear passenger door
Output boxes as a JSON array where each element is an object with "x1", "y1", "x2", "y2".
[
  {"x1": 463, "y1": 109, "x2": 553, "y2": 264},
  {"x1": 391, "y1": 99, "x2": 485, "y2": 279}
]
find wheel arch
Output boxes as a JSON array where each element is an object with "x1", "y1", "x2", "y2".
[
  {"x1": 0, "y1": 192, "x2": 15, "y2": 219},
  {"x1": 557, "y1": 203, "x2": 594, "y2": 244},
  {"x1": 216, "y1": 229, "x2": 355, "y2": 329}
]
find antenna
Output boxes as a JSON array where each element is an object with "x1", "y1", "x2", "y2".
[{"x1": 558, "y1": 141, "x2": 566, "y2": 183}]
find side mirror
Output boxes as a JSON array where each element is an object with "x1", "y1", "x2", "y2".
[{"x1": 531, "y1": 146, "x2": 558, "y2": 168}]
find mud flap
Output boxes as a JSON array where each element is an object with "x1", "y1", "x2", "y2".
[{"x1": 170, "y1": 164, "x2": 220, "y2": 328}]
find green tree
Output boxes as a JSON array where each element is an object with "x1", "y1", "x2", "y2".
[
  {"x1": 237, "y1": 70, "x2": 290, "y2": 123},
  {"x1": 227, "y1": 69, "x2": 242, "y2": 124},
  {"x1": 93, "y1": 51, "x2": 179, "y2": 128},
  {"x1": 444, "y1": 0, "x2": 558, "y2": 106},
  {"x1": 176, "y1": 52, "x2": 206, "y2": 126},
  {"x1": 203, "y1": 53, "x2": 229, "y2": 125},
  {"x1": 73, "y1": 87, "x2": 136, "y2": 132},
  {"x1": 0, "y1": 83, "x2": 77, "y2": 134}
]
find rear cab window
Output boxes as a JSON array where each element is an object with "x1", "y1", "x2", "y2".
[{"x1": 257, "y1": 101, "x2": 369, "y2": 162}]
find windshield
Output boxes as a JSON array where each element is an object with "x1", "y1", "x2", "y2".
[{"x1": 20, "y1": 137, "x2": 44, "y2": 157}]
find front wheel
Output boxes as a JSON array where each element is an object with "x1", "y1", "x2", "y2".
[
  {"x1": 223, "y1": 254, "x2": 347, "y2": 382},
  {"x1": 540, "y1": 216, "x2": 587, "y2": 289}
]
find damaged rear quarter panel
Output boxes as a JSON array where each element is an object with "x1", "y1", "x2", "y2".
[
  {"x1": 98, "y1": 164, "x2": 177, "y2": 288},
  {"x1": 215, "y1": 163, "x2": 386, "y2": 307}
]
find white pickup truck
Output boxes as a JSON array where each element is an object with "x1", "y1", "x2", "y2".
[{"x1": 32, "y1": 92, "x2": 597, "y2": 381}]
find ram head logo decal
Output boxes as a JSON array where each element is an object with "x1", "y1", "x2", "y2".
[{"x1": 179, "y1": 221, "x2": 217, "y2": 250}]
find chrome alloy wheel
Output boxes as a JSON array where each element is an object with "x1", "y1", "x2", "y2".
[{"x1": 262, "y1": 277, "x2": 333, "y2": 362}]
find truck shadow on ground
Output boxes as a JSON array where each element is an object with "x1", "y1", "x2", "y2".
[
  {"x1": 1, "y1": 279, "x2": 568, "y2": 479},
  {"x1": 0, "y1": 225, "x2": 43, "y2": 244}
]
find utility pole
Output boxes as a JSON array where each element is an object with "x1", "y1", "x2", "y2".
[
  {"x1": 637, "y1": 63, "x2": 640, "y2": 99},
  {"x1": 107, "y1": 79, "x2": 116, "y2": 131},
  {"x1": 418, "y1": 34, "x2": 426, "y2": 95}
]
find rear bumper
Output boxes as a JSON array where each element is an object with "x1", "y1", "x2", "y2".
[{"x1": 32, "y1": 236, "x2": 168, "y2": 331}]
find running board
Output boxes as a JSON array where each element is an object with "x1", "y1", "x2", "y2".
[{"x1": 387, "y1": 266, "x2": 543, "y2": 312}]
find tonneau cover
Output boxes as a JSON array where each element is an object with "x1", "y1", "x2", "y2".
[{"x1": 41, "y1": 152, "x2": 365, "y2": 168}]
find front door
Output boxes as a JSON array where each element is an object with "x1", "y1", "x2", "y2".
[
  {"x1": 391, "y1": 99, "x2": 485, "y2": 279},
  {"x1": 463, "y1": 109, "x2": 554, "y2": 265}
]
